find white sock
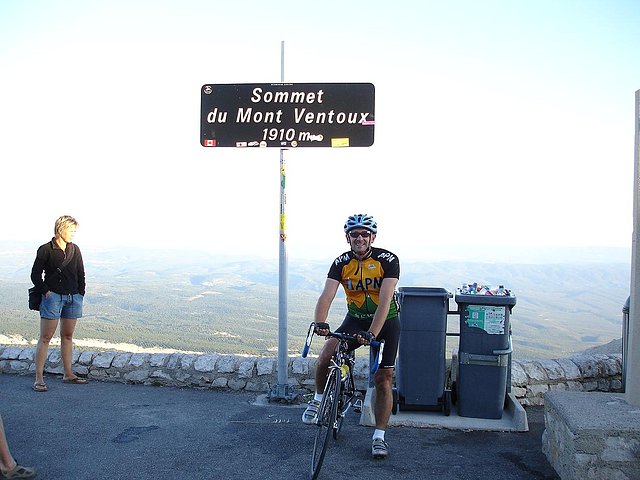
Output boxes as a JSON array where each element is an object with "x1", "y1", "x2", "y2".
[
  {"x1": 313, "y1": 392, "x2": 323, "y2": 402},
  {"x1": 372, "y1": 429, "x2": 385, "y2": 441}
]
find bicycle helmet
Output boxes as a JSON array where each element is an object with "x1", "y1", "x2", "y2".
[{"x1": 344, "y1": 214, "x2": 378, "y2": 234}]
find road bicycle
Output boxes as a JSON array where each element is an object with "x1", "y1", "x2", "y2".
[{"x1": 301, "y1": 322, "x2": 384, "y2": 480}]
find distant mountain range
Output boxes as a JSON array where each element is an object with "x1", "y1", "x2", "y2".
[{"x1": 0, "y1": 242, "x2": 630, "y2": 360}]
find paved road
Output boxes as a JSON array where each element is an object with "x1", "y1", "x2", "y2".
[{"x1": 1, "y1": 374, "x2": 558, "y2": 479}]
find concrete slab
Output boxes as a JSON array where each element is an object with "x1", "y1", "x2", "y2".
[{"x1": 359, "y1": 387, "x2": 528, "y2": 432}]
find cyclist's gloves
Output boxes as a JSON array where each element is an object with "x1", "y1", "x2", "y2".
[
  {"x1": 314, "y1": 322, "x2": 330, "y2": 334},
  {"x1": 357, "y1": 330, "x2": 376, "y2": 345}
]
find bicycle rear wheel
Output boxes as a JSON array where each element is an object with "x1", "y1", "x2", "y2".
[{"x1": 310, "y1": 368, "x2": 340, "y2": 480}]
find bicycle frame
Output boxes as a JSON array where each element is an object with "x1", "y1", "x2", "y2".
[
  {"x1": 303, "y1": 323, "x2": 384, "y2": 480},
  {"x1": 329, "y1": 341, "x2": 359, "y2": 436}
]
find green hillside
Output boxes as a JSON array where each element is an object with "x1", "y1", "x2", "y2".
[{"x1": 0, "y1": 245, "x2": 629, "y2": 359}]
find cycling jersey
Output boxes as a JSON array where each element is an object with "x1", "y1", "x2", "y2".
[{"x1": 327, "y1": 247, "x2": 400, "y2": 320}]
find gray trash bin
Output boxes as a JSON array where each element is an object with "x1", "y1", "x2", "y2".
[
  {"x1": 455, "y1": 292, "x2": 516, "y2": 419},
  {"x1": 623, "y1": 296, "x2": 630, "y2": 390},
  {"x1": 396, "y1": 287, "x2": 452, "y2": 413}
]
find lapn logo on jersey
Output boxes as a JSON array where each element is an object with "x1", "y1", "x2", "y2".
[
  {"x1": 335, "y1": 253, "x2": 350, "y2": 265},
  {"x1": 377, "y1": 252, "x2": 396, "y2": 262},
  {"x1": 346, "y1": 276, "x2": 383, "y2": 291}
]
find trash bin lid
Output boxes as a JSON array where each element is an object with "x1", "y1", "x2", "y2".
[
  {"x1": 455, "y1": 293, "x2": 517, "y2": 307},
  {"x1": 623, "y1": 296, "x2": 630, "y2": 313},
  {"x1": 398, "y1": 286, "x2": 452, "y2": 298}
]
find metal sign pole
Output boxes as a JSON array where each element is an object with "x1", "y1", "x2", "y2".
[{"x1": 271, "y1": 40, "x2": 296, "y2": 401}]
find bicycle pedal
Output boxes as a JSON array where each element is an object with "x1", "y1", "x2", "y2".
[{"x1": 353, "y1": 399, "x2": 363, "y2": 413}]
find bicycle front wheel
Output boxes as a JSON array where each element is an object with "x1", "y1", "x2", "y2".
[
  {"x1": 310, "y1": 368, "x2": 340, "y2": 480},
  {"x1": 334, "y1": 368, "x2": 353, "y2": 439}
]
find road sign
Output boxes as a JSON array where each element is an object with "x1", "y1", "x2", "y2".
[{"x1": 200, "y1": 83, "x2": 375, "y2": 148}]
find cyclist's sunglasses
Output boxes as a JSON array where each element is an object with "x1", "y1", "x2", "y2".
[{"x1": 348, "y1": 231, "x2": 372, "y2": 239}]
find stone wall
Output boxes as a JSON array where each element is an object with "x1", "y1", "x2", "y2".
[
  {"x1": 512, "y1": 353, "x2": 623, "y2": 405},
  {"x1": 0, "y1": 346, "x2": 623, "y2": 404}
]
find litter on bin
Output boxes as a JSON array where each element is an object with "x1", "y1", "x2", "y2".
[{"x1": 458, "y1": 283, "x2": 512, "y2": 296}]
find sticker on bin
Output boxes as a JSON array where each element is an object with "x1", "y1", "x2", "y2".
[{"x1": 464, "y1": 305, "x2": 506, "y2": 334}]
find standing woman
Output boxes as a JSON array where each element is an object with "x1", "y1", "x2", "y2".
[{"x1": 31, "y1": 215, "x2": 87, "y2": 392}]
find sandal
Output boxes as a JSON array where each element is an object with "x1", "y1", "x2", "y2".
[
  {"x1": 0, "y1": 461, "x2": 36, "y2": 479},
  {"x1": 32, "y1": 382, "x2": 47, "y2": 393},
  {"x1": 62, "y1": 376, "x2": 87, "y2": 384}
]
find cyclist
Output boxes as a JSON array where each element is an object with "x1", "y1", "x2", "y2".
[{"x1": 302, "y1": 214, "x2": 400, "y2": 459}]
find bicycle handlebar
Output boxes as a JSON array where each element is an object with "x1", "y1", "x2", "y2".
[
  {"x1": 301, "y1": 322, "x2": 382, "y2": 357},
  {"x1": 301, "y1": 322, "x2": 385, "y2": 376},
  {"x1": 324, "y1": 330, "x2": 382, "y2": 349}
]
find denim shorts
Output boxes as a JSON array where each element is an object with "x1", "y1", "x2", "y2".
[{"x1": 40, "y1": 292, "x2": 84, "y2": 320}]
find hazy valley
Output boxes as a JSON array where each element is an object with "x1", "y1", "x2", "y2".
[{"x1": 0, "y1": 243, "x2": 630, "y2": 360}]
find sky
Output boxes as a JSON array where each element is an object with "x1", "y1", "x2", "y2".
[{"x1": 1, "y1": 0, "x2": 639, "y2": 263}]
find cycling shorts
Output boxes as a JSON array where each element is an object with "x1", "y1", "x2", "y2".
[{"x1": 335, "y1": 314, "x2": 399, "y2": 369}]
